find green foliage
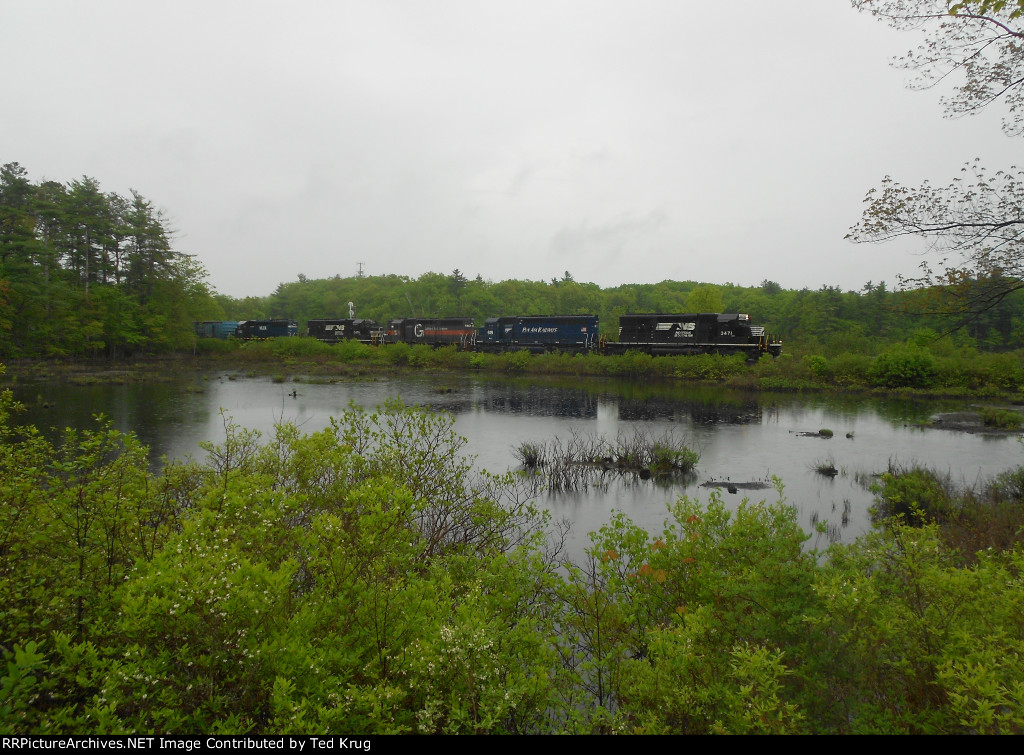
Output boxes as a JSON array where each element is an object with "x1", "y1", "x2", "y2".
[
  {"x1": 803, "y1": 354, "x2": 829, "y2": 380},
  {"x1": 194, "y1": 337, "x2": 239, "y2": 355},
  {"x1": 980, "y1": 406, "x2": 1023, "y2": 429},
  {"x1": 649, "y1": 442, "x2": 699, "y2": 477},
  {"x1": 990, "y1": 464, "x2": 1024, "y2": 500},
  {"x1": 4, "y1": 364, "x2": 1024, "y2": 735},
  {"x1": 577, "y1": 488, "x2": 823, "y2": 734},
  {"x1": 813, "y1": 523, "x2": 1024, "y2": 734},
  {"x1": 872, "y1": 466, "x2": 955, "y2": 525},
  {"x1": 824, "y1": 351, "x2": 874, "y2": 386},
  {"x1": 685, "y1": 284, "x2": 724, "y2": 312},
  {"x1": 0, "y1": 163, "x2": 220, "y2": 358},
  {"x1": 8, "y1": 160, "x2": 1024, "y2": 362},
  {"x1": 616, "y1": 349, "x2": 652, "y2": 378},
  {"x1": 499, "y1": 350, "x2": 531, "y2": 373},
  {"x1": 372, "y1": 341, "x2": 410, "y2": 366},
  {"x1": 671, "y1": 353, "x2": 748, "y2": 381},
  {"x1": 870, "y1": 345, "x2": 938, "y2": 388},
  {"x1": 331, "y1": 338, "x2": 375, "y2": 363},
  {"x1": 949, "y1": 1, "x2": 1024, "y2": 18}
]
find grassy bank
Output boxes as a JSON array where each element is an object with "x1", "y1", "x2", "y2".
[
  {"x1": 3, "y1": 336, "x2": 1024, "y2": 403},
  {"x1": 189, "y1": 336, "x2": 1024, "y2": 401}
]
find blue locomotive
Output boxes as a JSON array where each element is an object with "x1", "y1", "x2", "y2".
[{"x1": 475, "y1": 315, "x2": 599, "y2": 354}]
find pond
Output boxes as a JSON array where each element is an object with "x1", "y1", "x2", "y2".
[{"x1": 8, "y1": 369, "x2": 1023, "y2": 560}]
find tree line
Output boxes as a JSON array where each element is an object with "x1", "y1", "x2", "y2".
[
  {"x1": 224, "y1": 270, "x2": 1024, "y2": 355},
  {"x1": 0, "y1": 163, "x2": 221, "y2": 358},
  {"x1": 3, "y1": 158, "x2": 1022, "y2": 361}
]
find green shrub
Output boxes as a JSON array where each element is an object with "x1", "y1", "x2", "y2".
[
  {"x1": 407, "y1": 343, "x2": 435, "y2": 368},
  {"x1": 991, "y1": 465, "x2": 1024, "y2": 501},
  {"x1": 672, "y1": 353, "x2": 748, "y2": 381},
  {"x1": 870, "y1": 345, "x2": 938, "y2": 389},
  {"x1": 194, "y1": 338, "x2": 240, "y2": 355},
  {"x1": 814, "y1": 522, "x2": 1024, "y2": 734},
  {"x1": 826, "y1": 352, "x2": 873, "y2": 386},
  {"x1": 756, "y1": 376, "x2": 818, "y2": 391},
  {"x1": 871, "y1": 466, "x2": 954, "y2": 525},
  {"x1": 980, "y1": 406, "x2": 1023, "y2": 429},
  {"x1": 499, "y1": 350, "x2": 531, "y2": 373},
  {"x1": 380, "y1": 342, "x2": 411, "y2": 365},
  {"x1": 802, "y1": 354, "x2": 829, "y2": 380},
  {"x1": 649, "y1": 441, "x2": 699, "y2": 476},
  {"x1": 332, "y1": 338, "x2": 375, "y2": 363},
  {"x1": 427, "y1": 345, "x2": 473, "y2": 370}
]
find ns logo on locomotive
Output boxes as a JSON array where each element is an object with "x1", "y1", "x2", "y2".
[{"x1": 196, "y1": 312, "x2": 782, "y2": 361}]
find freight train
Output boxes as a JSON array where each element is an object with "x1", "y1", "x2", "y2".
[{"x1": 197, "y1": 313, "x2": 782, "y2": 359}]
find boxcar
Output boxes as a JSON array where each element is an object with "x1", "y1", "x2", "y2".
[
  {"x1": 306, "y1": 318, "x2": 382, "y2": 344},
  {"x1": 385, "y1": 317, "x2": 476, "y2": 347},
  {"x1": 606, "y1": 313, "x2": 781, "y2": 359},
  {"x1": 235, "y1": 319, "x2": 298, "y2": 339},
  {"x1": 475, "y1": 315, "x2": 599, "y2": 354}
]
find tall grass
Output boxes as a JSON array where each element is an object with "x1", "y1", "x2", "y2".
[{"x1": 513, "y1": 427, "x2": 699, "y2": 492}]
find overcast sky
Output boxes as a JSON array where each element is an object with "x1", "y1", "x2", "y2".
[{"x1": 3, "y1": 1, "x2": 1019, "y2": 299}]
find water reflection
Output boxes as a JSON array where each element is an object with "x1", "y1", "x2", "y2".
[
  {"x1": 7, "y1": 370, "x2": 1024, "y2": 560},
  {"x1": 422, "y1": 381, "x2": 600, "y2": 419},
  {"x1": 617, "y1": 396, "x2": 762, "y2": 424}
]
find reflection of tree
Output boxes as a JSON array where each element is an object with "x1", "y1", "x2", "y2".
[
  {"x1": 617, "y1": 398, "x2": 761, "y2": 425},
  {"x1": 478, "y1": 384, "x2": 598, "y2": 419}
]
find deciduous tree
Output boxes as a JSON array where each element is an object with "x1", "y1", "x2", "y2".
[{"x1": 848, "y1": 1, "x2": 1024, "y2": 327}]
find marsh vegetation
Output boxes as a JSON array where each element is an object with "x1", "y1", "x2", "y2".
[{"x1": 513, "y1": 428, "x2": 699, "y2": 492}]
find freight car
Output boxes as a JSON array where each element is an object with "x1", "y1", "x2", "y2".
[
  {"x1": 475, "y1": 315, "x2": 600, "y2": 354},
  {"x1": 306, "y1": 318, "x2": 383, "y2": 344},
  {"x1": 384, "y1": 317, "x2": 476, "y2": 348},
  {"x1": 193, "y1": 321, "x2": 238, "y2": 339},
  {"x1": 234, "y1": 319, "x2": 298, "y2": 339},
  {"x1": 604, "y1": 313, "x2": 781, "y2": 360}
]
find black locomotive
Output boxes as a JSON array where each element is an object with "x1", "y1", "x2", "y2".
[
  {"x1": 383, "y1": 317, "x2": 476, "y2": 348},
  {"x1": 234, "y1": 319, "x2": 298, "y2": 339},
  {"x1": 605, "y1": 313, "x2": 781, "y2": 359},
  {"x1": 306, "y1": 318, "x2": 382, "y2": 344}
]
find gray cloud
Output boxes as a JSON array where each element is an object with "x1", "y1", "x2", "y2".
[{"x1": 2, "y1": 0, "x2": 1018, "y2": 297}]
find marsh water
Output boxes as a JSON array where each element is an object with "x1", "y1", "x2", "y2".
[{"x1": 8, "y1": 369, "x2": 1024, "y2": 559}]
